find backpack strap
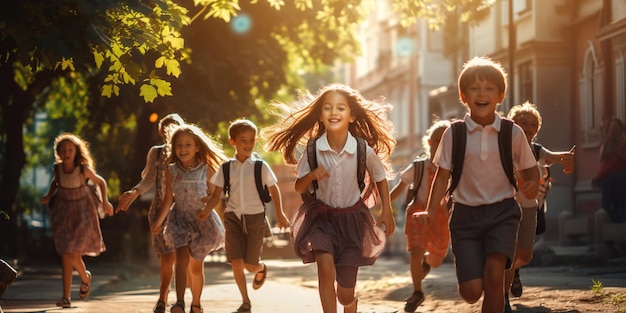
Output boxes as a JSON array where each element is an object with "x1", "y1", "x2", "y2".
[
  {"x1": 403, "y1": 157, "x2": 426, "y2": 209},
  {"x1": 499, "y1": 118, "x2": 518, "y2": 191},
  {"x1": 532, "y1": 142, "x2": 542, "y2": 161},
  {"x1": 254, "y1": 160, "x2": 272, "y2": 205},
  {"x1": 221, "y1": 160, "x2": 232, "y2": 201},
  {"x1": 306, "y1": 138, "x2": 319, "y2": 192},
  {"x1": 356, "y1": 136, "x2": 367, "y2": 192},
  {"x1": 448, "y1": 120, "x2": 466, "y2": 195}
]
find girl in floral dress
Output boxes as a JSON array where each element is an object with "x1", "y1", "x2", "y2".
[
  {"x1": 41, "y1": 133, "x2": 114, "y2": 308},
  {"x1": 151, "y1": 124, "x2": 227, "y2": 313}
]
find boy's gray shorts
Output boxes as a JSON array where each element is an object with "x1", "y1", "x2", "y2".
[{"x1": 450, "y1": 197, "x2": 521, "y2": 283}]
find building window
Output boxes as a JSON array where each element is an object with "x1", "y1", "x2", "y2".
[
  {"x1": 579, "y1": 44, "x2": 602, "y2": 147},
  {"x1": 519, "y1": 61, "x2": 533, "y2": 102}
]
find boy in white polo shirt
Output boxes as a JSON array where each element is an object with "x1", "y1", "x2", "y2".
[
  {"x1": 419, "y1": 56, "x2": 539, "y2": 313},
  {"x1": 197, "y1": 119, "x2": 289, "y2": 313}
]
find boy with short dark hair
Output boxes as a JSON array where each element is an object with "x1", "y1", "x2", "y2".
[
  {"x1": 420, "y1": 56, "x2": 540, "y2": 313},
  {"x1": 197, "y1": 119, "x2": 289, "y2": 313}
]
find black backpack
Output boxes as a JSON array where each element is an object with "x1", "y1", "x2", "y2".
[
  {"x1": 448, "y1": 118, "x2": 518, "y2": 197},
  {"x1": 302, "y1": 136, "x2": 367, "y2": 200},
  {"x1": 222, "y1": 159, "x2": 272, "y2": 207},
  {"x1": 401, "y1": 156, "x2": 427, "y2": 210}
]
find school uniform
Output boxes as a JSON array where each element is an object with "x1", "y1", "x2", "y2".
[
  {"x1": 434, "y1": 114, "x2": 536, "y2": 283},
  {"x1": 210, "y1": 154, "x2": 278, "y2": 265},
  {"x1": 290, "y1": 132, "x2": 387, "y2": 288}
]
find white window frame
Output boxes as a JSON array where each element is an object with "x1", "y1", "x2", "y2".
[{"x1": 579, "y1": 42, "x2": 602, "y2": 148}]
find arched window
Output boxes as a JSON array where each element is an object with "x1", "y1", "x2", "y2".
[{"x1": 579, "y1": 42, "x2": 602, "y2": 146}]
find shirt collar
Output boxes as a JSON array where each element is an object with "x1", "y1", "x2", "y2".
[
  {"x1": 317, "y1": 132, "x2": 358, "y2": 155},
  {"x1": 463, "y1": 113, "x2": 502, "y2": 132},
  {"x1": 232, "y1": 153, "x2": 258, "y2": 164}
]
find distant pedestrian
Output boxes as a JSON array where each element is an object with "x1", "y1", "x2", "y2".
[
  {"x1": 594, "y1": 117, "x2": 626, "y2": 223},
  {"x1": 389, "y1": 119, "x2": 451, "y2": 312},
  {"x1": 505, "y1": 102, "x2": 574, "y2": 312},
  {"x1": 197, "y1": 119, "x2": 289, "y2": 313},
  {"x1": 40, "y1": 133, "x2": 114, "y2": 309},
  {"x1": 116, "y1": 113, "x2": 185, "y2": 313},
  {"x1": 151, "y1": 124, "x2": 227, "y2": 313},
  {"x1": 418, "y1": 57, "x2": 539, "y2": 313},
  {"x1": 263, "y1": 83, "x2": 396, "y2": 313}
]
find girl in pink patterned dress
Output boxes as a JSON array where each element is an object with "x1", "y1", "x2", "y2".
[
  {"x1": 40, "y1": 133, "x2": 114, "y2": 308},
  {"x1": 151, "y1": 124, "x2": 227, "y2": 313},
  {"x1": 389, "y1": 119, "x2": 451, "y2": 312},
  {"x1": 263, "y1": 83, "x2": 396, "y2": 313}
]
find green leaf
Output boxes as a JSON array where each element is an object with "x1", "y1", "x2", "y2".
[{"x1": 139, "y1": 84, "x2": 158, "y2": 102}]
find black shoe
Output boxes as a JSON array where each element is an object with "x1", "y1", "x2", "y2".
[
  {"x1": 404, "y1": 290, "x2": 424, "y2": 312},
  {"x1": 510, "y1": 268, "x2": 523, "y2": 297},
  {"x1": 504, "y1": 292, "x2": 512, "y2": 313}
]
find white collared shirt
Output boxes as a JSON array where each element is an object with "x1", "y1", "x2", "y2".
[
  {"x1": 434, "y1": 113, "x2": 536, "y2": 206},
  {"x1": 296, "y1": 132, "x2": 387, "y2": 209},
  {"x1": 210, "y1": 154, "x2": 278, "y2": 217}
]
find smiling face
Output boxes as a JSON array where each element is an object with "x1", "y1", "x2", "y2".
[
  {"x1": 57, "y1": 140, "x2": 77, "y2": 165},
  {"x1": 319, "y1": 91, "x2": 355, "y2": 135},
  {"x1": 512, "y1": 113, "x2": 540, "y2": 143},
  {"x1": 230, "y1": 129, "x2": 257, "y2": 162},
  {"x1": 174, "y1": 132, "x2": 200, "y2": 168},
  {"x1": 460, "y1": 77, "x2": 504, "y2": 125}
]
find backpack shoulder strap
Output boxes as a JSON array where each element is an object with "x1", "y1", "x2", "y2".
[
  {"x1": 221, "y1": 160, "x2": 232, "y2": 199},
  {"x1": 404, "y1": 157, "x2": 426, "y2": 208},
  {"x1": 498, "y1": 118, "x2": 518, "y2": 191},
  {"x1": 448, "y1": 120, "x2": 466, "y2": 195},
  {"x1": 254, "y1": 160, "x2": 272, "y2": 204},
  {"x1": 306, "y1": 138, "x2": 319, "y2": 191},
  {"x1": 356, "y1": 136, "x2": 367, "y2": 192}
]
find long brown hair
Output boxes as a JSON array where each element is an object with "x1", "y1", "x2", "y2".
[{"x1": 262, "y1": 83, "x2": 396, "y2": 168}]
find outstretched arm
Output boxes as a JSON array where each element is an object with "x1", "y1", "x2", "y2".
[{"x1": 544, "y1": 145, "x2": 575, "y2": 174}]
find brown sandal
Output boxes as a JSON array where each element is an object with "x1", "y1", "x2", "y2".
[
  {"x1": 252, "y1": 263, "x2": 267, "y2": 290},
  {"x1": 79, "y1": 270, "x2": 91, "y2": 299},
  {"x1": 56, "y1": 297, "x2": 71, "y2": 308},
  {"x1": 190, "y1": 304, "x2": 203, "y2": 313}
]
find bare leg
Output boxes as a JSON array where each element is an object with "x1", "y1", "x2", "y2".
[
  {"x1": 482, "y1": 253, "x2": 507, "y2": 313},
  {"x1": 174, "y1": 246, "x2": 191, "y2": 302},
  {"x1": 188, "y1": 256, "x2": 204, "y2": 308},
  {"x1": 159, "y1": 252, "x2": 176, "y2": 303},
  {"x1": 60, "y1": 253, "x2": 74, "y2": 300},
  {"x1": 337, "y1": 282, "x2": 357, "y2": 313},
  {"x1": 231, "y1": 259, "x2": 250, "y2": 304},
  {"x1": 314, "y1": 252, "x2": 337, "y2": 313}
]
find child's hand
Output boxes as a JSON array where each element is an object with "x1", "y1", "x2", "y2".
[
  {"x1": 151, "y1": 222, "x2": 164, "y2": 235},
  {"x1": 276, "y1": 213, "x2": 290, "y2": 230},
  {"x1": 519, "y1": 178, "x2": 539, "y2": 200},
  {"x1": 116, "y1": 189, "x2": 139, "y2": 213},
  {"x1": 40, "y1": 195, "x2": 50, "y2": 204},
  {"x1": 196, "y1": 208, "x2": 210, "y2": 220},
  {"x1": 376, "y1": 208, "x2": 395, "y2": 236},
  {"x1": 104, "y1": 201, "x2": 114, "y2": 217},
  {"x1": 310, "y1": 167, "x2": 330, "y2": 181},
  {"x1": 559, "y1": 145, "x2": 575, "y2": 174}
]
